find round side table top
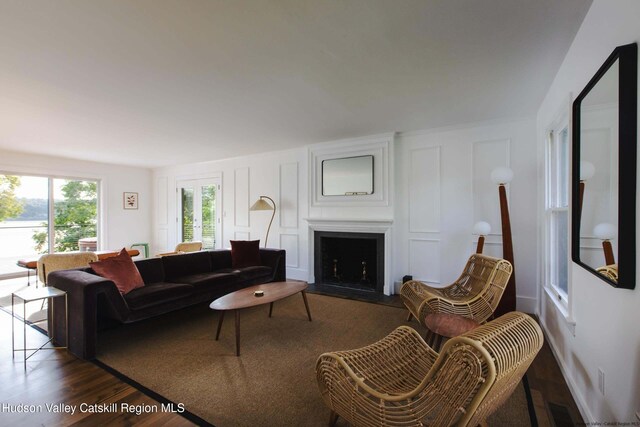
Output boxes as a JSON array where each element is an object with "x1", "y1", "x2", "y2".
[{"x1": 424, "y1": 313, "x2": 480, "y2": 338}]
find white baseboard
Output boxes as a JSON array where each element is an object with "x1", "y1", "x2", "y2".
[{"x1": 539, "y1": 317, "x2": 594, "y2": 423}]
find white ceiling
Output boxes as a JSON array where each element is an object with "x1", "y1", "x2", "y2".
[{"x1": 0, "y1": 0, "x2": 592, "y2": 168}]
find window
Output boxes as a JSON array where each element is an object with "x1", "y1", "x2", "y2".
[
  {"x1": 0, "y1": 174, "x2": 99, "y2": 278},
  {"x1": 545, "y1": 125, "x2": 570, "y2": 305}
]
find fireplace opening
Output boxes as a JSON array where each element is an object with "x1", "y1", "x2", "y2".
[{"x1": 314, "y1": 231, "x2": 384, "y2": 294}]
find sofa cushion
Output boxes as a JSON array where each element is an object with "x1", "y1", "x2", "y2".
[
  {"x1": 90, "y1": 248, "x2": 144, "y2": 295},
  {"x1": 236, "y1": 266, "x2": 272, "y2": 282},
  {"x1": 231, "y1": 240, "x2": 261, "y2": 268},
  {"x1": 162, "y1": 251, "x2": 212, "y2": 279},
  {"x1": 210, "y1": 250, "x2": 233, "y2": 270},
  {"x1": 134, "y1": 258, "x2": 165, "y2": 284},
  {"x1": 217, "y1": 266, "x2": 272, "y2": 282},
  {"x1": 173, "y1": 272, "x2": 237, "y2": 288},
  {"x1": 124, "y1": 282, "x2": 194, "y2": 310}
]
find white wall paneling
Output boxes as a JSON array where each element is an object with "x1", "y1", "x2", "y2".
[
  {"x1": 156, "y1": 177, "x2": 168, "y2": 226},
  {"x1": 409, "y1": 147, "x2": 441, "y2": 233},
  {"x1": 234, "y1": 167, "x2": 249, "y2": 227},
  {"x1": 408, "y1": 238, "x2": 440, "y2": 285},
  {"x1": 472, "y1": 139, "x2": 510, "y2": 235},
  {"x1": 280, "y1": 234, "x2": 299, "y2": 268},
  {"x1": 279, "y1": 162, "x2": 299, "y2": 229},
  {"x1": 234, "y1": 231, "x2": 249, "y2": 241},
  {"x1": 156, "y1": 229, "x2": 168, "y2": 254}
]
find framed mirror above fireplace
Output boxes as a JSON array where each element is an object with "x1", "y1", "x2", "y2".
[{"x1": 310, "y1": 135, "x2": 392, "y2": 207}]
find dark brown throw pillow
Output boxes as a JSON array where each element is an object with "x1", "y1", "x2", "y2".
[
  {"x1": 90, "y1": 248, "x2": 144, "y2": 295},
  {"x1": 231, "y1": 240, "x2": 261, "y2": 268}
]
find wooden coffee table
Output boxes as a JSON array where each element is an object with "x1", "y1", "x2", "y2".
[{"x1": 209, "y1": 281, "x2": 312, "y2": 356}]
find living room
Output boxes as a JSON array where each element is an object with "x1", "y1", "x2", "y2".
[{"x1": 1, "y1": 0, "x2": 639, "y2": 425}]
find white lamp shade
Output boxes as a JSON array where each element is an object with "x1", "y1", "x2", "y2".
[
  {"x1": 472, "y1": 221, "x2": 491, "y2": 236},
  {"x1": 580, "y1": 161, "x2": 595, "y2": 181},
  {"x1": 593, "y1": 223, "x2": 617, "y2": 240},
  {"x1": 490, "y1": 167, "x2": 514, "y2": 184}
]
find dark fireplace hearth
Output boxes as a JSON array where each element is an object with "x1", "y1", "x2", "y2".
[{"x1": 314, "y1": 231, "x2": 384, "y2": 294}]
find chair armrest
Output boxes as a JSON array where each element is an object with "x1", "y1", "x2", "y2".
[{"x1": 47, "y1": 269, "x2": 129, "y2": 359}]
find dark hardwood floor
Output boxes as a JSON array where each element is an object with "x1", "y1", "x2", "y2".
[{"x1": 0, "y1": 299, "x2": 583, "y2": 426}]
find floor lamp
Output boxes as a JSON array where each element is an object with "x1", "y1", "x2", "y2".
[
  {"x1": 579, "y1": 161, "x2": 595, "y2": 219},
  {"x1": 250, "y1": 196, "x2": 276, "y2": 248},
  {"x1": 491, "y1": 167, "x2": 516, "y2": 316},
  {"x1": 472, "y1": 221, "x2": 491, "y2": 254}
]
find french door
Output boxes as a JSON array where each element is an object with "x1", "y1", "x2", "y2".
[{"x1": 177, "y1": 178, "x2": 221, "y2": 250}]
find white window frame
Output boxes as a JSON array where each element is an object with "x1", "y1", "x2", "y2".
[{"x1": 543, "y1": 106, "x2": 575, "y2": 329}]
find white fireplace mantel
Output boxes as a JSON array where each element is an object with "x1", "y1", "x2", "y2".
[
  {"x1": 305, "y1": 218, "x2": 394, "y2": 295},
  {"x1": 305, "y1": 218, "x2": 393, "y2": 233}
]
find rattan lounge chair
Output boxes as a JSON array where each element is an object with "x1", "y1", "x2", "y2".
[
  {"x1": 400, "y1": 253, "x2": 512, "y2": 328},
  {"x1": 316, "y1": 311, "x2": 543, "y2": 427}
]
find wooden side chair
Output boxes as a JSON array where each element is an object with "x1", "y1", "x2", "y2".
[
  {"x1": 157, "y1": 241, "x2": 203, "y2": 257},
  {"x1": 175, "y1": 241, "x2": 203, "y2": 253},
  {"x1": 316, "y1": 311, "x2": 543, "y2": 427},
  {"x1": 400, "y1": 254, "x2": 512, "y2": 328}
]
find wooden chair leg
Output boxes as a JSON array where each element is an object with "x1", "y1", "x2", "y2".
[
  {"x1": 406, "y1": 311, "x2": 413, "y2": 322},
  {"x1": 329, "y1": 411, "x2": 339, "y2": 427}
]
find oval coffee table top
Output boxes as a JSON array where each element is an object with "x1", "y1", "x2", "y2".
[{"x1": 209, "y1": 281, "x2": 308, "y2": 311}]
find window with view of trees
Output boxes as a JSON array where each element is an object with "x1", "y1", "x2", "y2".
[{"x1": 0, "y1": 174, "x2": 99, "y2": 277}]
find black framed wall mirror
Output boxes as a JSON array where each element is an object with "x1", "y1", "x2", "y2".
[{"x1": 572, "y1": 43, "x2": 637, "y2": 289}]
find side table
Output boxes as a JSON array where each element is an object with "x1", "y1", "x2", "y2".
[{"x1": 12, "y1": 286, "x2": 68, "y2": 370}]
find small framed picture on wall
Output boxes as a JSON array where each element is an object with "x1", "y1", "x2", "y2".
[{"x1": 123, "y1": 192, "x2": 138, "y2": 210}]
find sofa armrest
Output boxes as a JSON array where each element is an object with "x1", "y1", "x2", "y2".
[
  {"x1": 259, "y1": 248, "x2": 286, "y2": 282},
  {"x1": 47, "y1": 269, "x2": 129, "y2": 359}
]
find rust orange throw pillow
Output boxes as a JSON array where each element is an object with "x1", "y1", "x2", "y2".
[
  {"x1": 230, "y1": 240, "x2": 261, "y2": 268},
  {"x1": 90, "y1": 248, "x2": 144, "y2": 294}
]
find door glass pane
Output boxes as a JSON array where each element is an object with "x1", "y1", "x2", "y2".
[
  {"x1": 201, "y1": 185, "x2": 216, "y2": 249},
  {"x1": 53, "y1": 179, "x2": 98, "y2": 252},
  {"x1": 0, "y1": 175, "x2": 48, "y2": 275},
  {"x1": 181, "y1": 188, "x2": 194, "y2": 242}
]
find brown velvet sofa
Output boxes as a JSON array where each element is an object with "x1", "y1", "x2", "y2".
[{"x1": 48, "y1": 248, "x2": 286, "y2": 359}]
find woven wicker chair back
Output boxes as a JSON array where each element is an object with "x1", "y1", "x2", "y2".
[
  {"x1": 400, "y1": 254, "x2": 512, "y2": 325},
  {"x1": 175, "y1": 241, "x2": 203, "y2": 253},
  {"x1": 37, "y1": 252, "x2": 98, "y2": 284}
]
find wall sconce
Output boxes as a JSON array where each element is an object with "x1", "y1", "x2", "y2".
[
  {"x1": 490, "y1": 166, "x2": 515, "y2": 316},
  {"x1": 250, "y1": 196, "x2": 276, "y2": 248},
  {"x1": 593, "y1": 222, "x2": 616, "y2": 265},
  {"x1": 472, "y1": 221, "x2": 491, "y2": 254}
]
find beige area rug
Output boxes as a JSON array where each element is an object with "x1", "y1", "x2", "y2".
[{"x1": 97, "y1": 293, "x2": 532, "y2": 427}]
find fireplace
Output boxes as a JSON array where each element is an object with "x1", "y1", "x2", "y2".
[{"x1": 314, "y1": 231, "x2": 384, "y2": 294}]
